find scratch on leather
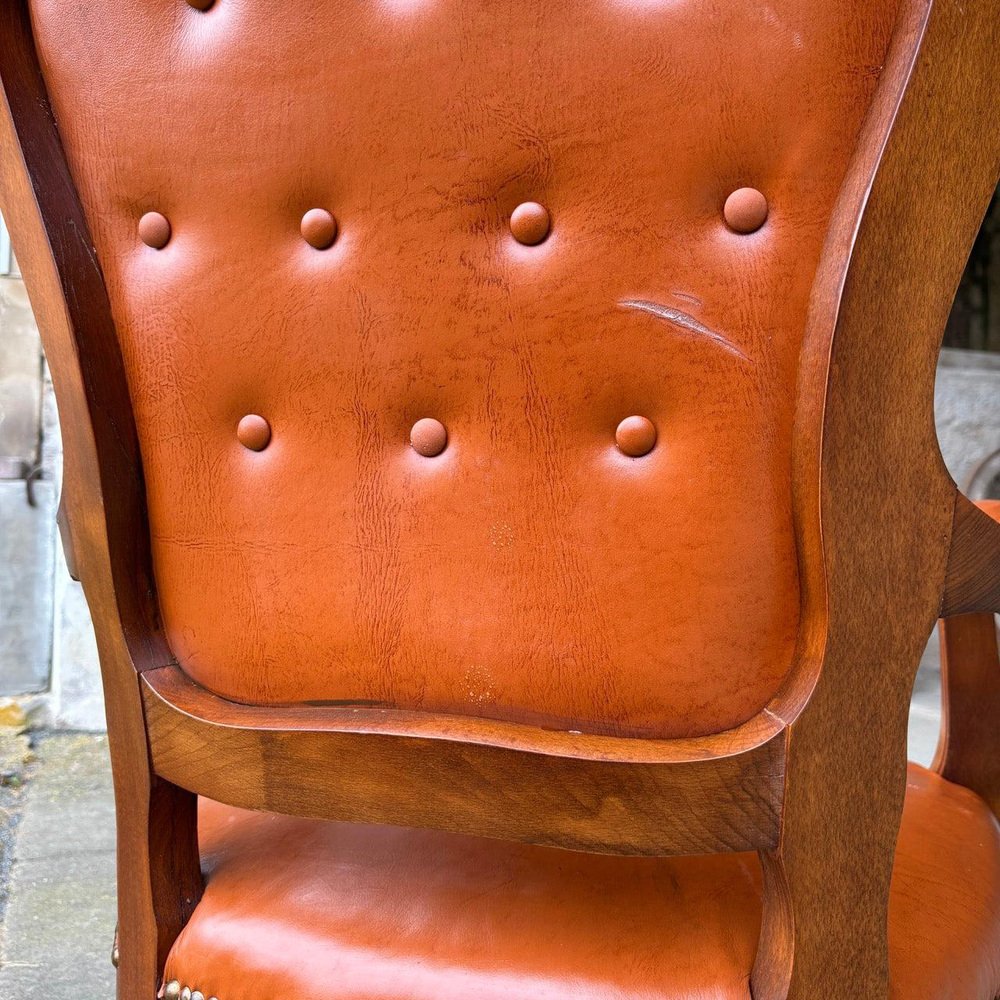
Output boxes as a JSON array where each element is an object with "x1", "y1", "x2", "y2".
[{"x1": 619, "y1": 299, "x2": 751, "y2": 362}]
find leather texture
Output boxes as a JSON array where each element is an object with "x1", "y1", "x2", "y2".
[
  {"x1": 164, "y1": 764, "x2": 1000, "y2": 1000},
  {"x1": 29, "y1": 0, "x2": 899, "y2": 738}
]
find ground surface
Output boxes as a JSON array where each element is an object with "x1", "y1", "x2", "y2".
[
  {"x1": 0, "y1": 663, "x2": 943, "y2": 998},
  {"x1": 0, "y1": 734, "x2": 115, "y2": 998}
]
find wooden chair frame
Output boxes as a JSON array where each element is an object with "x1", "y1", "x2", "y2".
[{"x1": 1, "y1": 0, "x2": 999, "y2": 996}]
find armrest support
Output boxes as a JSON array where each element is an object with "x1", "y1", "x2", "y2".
[
  {"x1": 933, "y1": 611, "x2": 1000, "y2": 817},
  {"x1": 935, "y1": 496, "x2": 1000, "y2": 817},
  {"x1": 942, "y1": 496, "x2": 1000, "y2": 616}
]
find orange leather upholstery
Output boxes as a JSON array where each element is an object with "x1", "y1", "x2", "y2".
[
  {"x1": 29, "y1": 0, "x2": 899, "y2": 738},
  {"x1": 164, "y1": 764, "x2": 1000, "y2": 1000}
]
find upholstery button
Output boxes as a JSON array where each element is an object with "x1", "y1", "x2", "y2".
[
  {"x1": 410, "y1": 418, "x2": 448, "y2": 457},
  {"x1": 300, "y1": 209, "x2": 338, "y2": 250},
  {"x1": 510, "y1": 202, "x2": 551, "y2": 246},
  {"x1": 237, "y1": 415, "x2": 272, "y2": 452},
  {"x1": 616, "y1": 416, "x2": 657, "y2": 457},
  {"x1": 138, "y1": 212, "x2": 171, "y2": 250},
  {"x1": 186, "y1": 0, "x2": 215, "y2": 9},
  {"x1": 723, "y1": 188, "x2": 769, "y2": 234}
]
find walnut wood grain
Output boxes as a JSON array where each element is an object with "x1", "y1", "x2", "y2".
[
  {"x1": 943, "y1": 496, "x2": 1000, "y2": 615},
  {"x1": 933, "y1": 612, "x2": 1000, "y2": 817},
  {"x1": 752, "y1": 0, "x2": 1000, "y2": 996},
  {"x1": 142, "y1": 664, "x2": 785, "y2": 858},
  {"x1": 935, "y1": 496, "x2": 1000, "y2": 819}
]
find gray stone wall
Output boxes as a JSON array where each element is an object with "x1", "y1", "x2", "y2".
[
  {"x1": 935, "y1": 348, "x2": 1000, "y2": 498},
  {"x1": 0, "y1": 276, "x2": 53, "y2": 699},
  {"x1": 0, "y1": 271, "x2": 103, "y2": 727}
]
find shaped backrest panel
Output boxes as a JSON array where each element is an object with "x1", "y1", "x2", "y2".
[{"x1": 29, "y1": 0, "x2": 900, "y2": 738}]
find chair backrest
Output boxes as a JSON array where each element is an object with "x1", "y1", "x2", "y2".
[
  {"x1": 23, "y1": 0, "x2": 902, "y2": 739},
  {"x1": 3, "y1": 3, "x2": 1000, "y2": 998}
]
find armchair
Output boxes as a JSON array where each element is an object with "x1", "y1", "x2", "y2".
[{"x1": 1, "y1": 1, "x2": 999, "y2": 997}]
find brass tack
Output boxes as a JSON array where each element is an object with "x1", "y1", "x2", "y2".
[{"x1": 164, "y1": 983, "x2": 181, "y2": 1000}]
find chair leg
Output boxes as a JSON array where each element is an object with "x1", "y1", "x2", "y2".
[
  {"x1": 751, "y1": 800, "x2": 898, "y2": 1000},
  {"x1": 750, "y1": 682, "x2": 909, "y2": 999},
  {"x1": 114, "y1": 777, "x2": 202, "y2": 999}
]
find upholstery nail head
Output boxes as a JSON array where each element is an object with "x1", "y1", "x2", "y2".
[
  {"x1": 723, "y1": 187, "x2": 768, "y2": 234},
  {"x1": 301, "y1": 208, "x2": 338, "y2": 250},
  {"x1": 510, "y1": 202, "x2": 551, "y2": 246},
  {"x1": 237, "y1": 414, "x2": 272, "y2": 452},
  {"x1": 410, "y1": 418, "x2": 448, "y2": 457},
  {"x1": 138, "y1": 212, "x2": 171, "y2": 250},
  {"x1": 180, "y1": 988, "x2": 192, "y2": 1000},
  {"x1": 164, "y1": 983, "x2": 181, "y2": 1000},
  {"x1": 616, "y1": 416, "x2": 657, "y2": 457},
  {"x1": 191, "y1": 992, "x2": 206, "y2": 1000}
]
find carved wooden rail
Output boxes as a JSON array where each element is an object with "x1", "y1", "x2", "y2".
[{"x1": 143, "y1": 663, "x2": 786, "y2": 858}]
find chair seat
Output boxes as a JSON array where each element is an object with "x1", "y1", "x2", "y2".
[{"x1": 164, "y1": 764, "x2": 1000, "y2": 1000}]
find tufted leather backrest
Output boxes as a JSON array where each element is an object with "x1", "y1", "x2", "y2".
[{"x1": 29, "y1": 0, "x2": 900, "y2": 739}]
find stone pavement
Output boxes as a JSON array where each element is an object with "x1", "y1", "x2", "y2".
[
  {"x1": 0, "y1": 663, "x2": 944, "y2": 999},
  {"x1": 0, "y1": 734, "x2": 115, "y2": 998}
]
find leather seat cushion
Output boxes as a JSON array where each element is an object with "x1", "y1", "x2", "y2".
[{"x1": 165, "y1": 764, "x2": 1000, "y2": 1000}]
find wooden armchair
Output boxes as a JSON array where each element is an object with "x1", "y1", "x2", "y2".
[{"x1": 2, "y1": 0, "x2": 999, "y2": 997}]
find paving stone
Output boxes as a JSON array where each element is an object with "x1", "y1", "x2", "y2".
[{"x1": 0, "y1": 734, "x2": 116, "y2": 998}]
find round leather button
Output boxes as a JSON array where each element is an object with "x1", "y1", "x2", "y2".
[
  {"x1": 186, "y1": 0, "x2": 215, "y2": 9},
  {"x1": 510, "y1": 202, "x2": 551, "y2": 246},
  {"x1": 723, "y1": 188, "x2": 769, "y2": 234},
  {"x1": 300, "y1": 209, "x2": 338, "y2": 250},
  {"x1": 138, "y1": 212, "x2": 171, "y2": 250},
  {"x1": 237, "y1": 414, "x2": 272, "y2": 452},
  {"x1": 615, "y1": 416, "x2": 657, "y2": 458},
  {"x1": 410, "y1": 418, "x2": 448, "y2": 457}
]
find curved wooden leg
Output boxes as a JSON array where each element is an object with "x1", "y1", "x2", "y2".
[
  {"x1": 114, "y1": 773, "x2": 202, "y2": 1000},
  {"x1": 750, "y1": 740, "x2": 904, "y2": 1000},
  {"x1": 749, "y1": 634, "x2": 915, "y2": 1000}
]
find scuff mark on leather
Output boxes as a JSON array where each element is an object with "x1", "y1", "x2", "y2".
[{"x1": 619, "y1": 299, "x2": 751, "y2": 362}]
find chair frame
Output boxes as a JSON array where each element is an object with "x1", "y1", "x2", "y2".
[{"x1": 1, "y1": 0, "x2": 999, "y2": 996}]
